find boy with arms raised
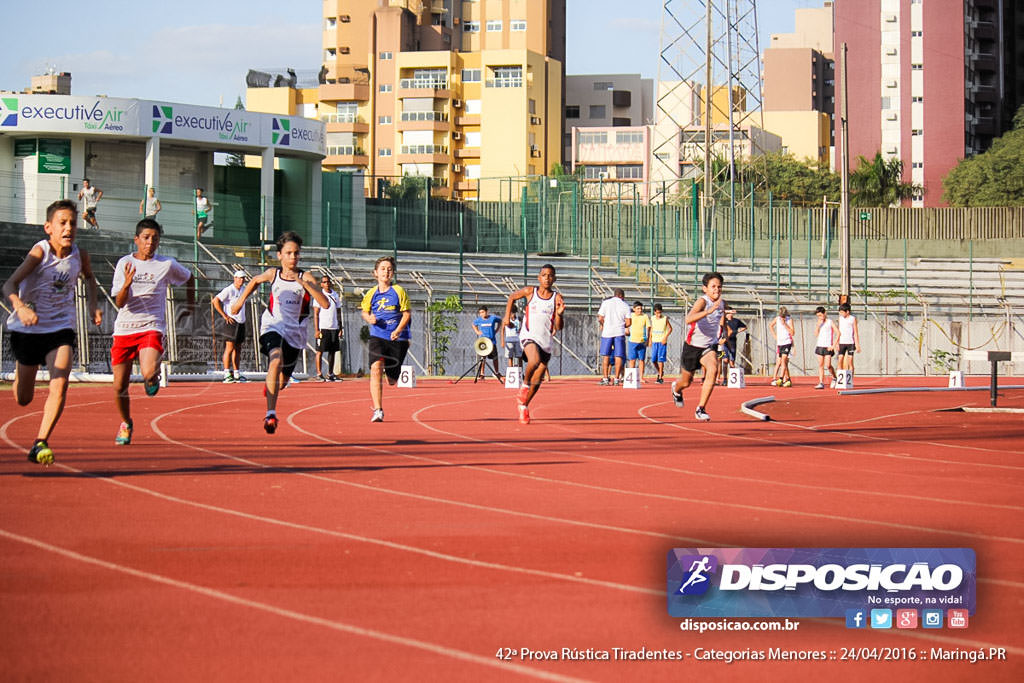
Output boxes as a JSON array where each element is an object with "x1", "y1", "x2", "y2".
[
  {"x1": 110, "y1": 219, "x2": 193, "y2": 445},
  {"x1": 232, "y1": 231, "x2": 329, "y2": 433},
  {"x1": 361, "y1": 256, "x2": 412, "y2": 423},
  {"x1": 671, "y1": 272, "x2": 726, "y2": 422},
  {"x1": 503, "y1": 264, "x2": 565, "y2": 425},
  {"x1": 3, "y1": 200, "x2": 102, "y2": 464}
]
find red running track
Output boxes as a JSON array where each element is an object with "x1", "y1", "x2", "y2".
[{"x1": 1, "y1": 375, "x2": 1022, "y2": 681}]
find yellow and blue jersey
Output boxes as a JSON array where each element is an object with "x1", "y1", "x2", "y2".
[{"x1": 361, "y1": 284, "x2": 411, "y2": 340}]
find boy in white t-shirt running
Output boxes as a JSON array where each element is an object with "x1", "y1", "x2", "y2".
[
  {"x1": 3, "y1": 199, "x2": 102, "y2": 464},
  {"x1": 110, "y1": 219, "x2": 193, "y2": 445}
]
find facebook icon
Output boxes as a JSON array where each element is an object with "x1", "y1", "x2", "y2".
[{"x1": 845, "y1": 609, "x2": 867, "y2": 629}]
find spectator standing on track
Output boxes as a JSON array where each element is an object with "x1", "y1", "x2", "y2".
[
  {"x1": 361, "y1": 256, "x2": 412, "y2": 423},
  {"x1": 625, "y1": 301, "x2": 651, "y2": 382},
  {"x1": 232, "y1": 231, "x2": 329, "y2": 434},
  {"x1": 212, "y1": 270, "x2": 248, "y2": 383},
  {"x1": 3, "y1": 199, "x2": 102, "y2": 465},
  {"x1": 813, "y1": 305, "x2": 840, "y2": 389},
  {"x1": 837, "y1": 302, "x2": 861, "y2": 375},
  {"x1": 719, "y1": 308, "x2": 747, "y2": 384},
  {"x1": 597, "y1": 288, "x2": 630, "y2": 385},
  {"x1": 670, "y1": 272, "x2": 727, "y2": 422},
  {"x1": 503, "y1": 264, "x2": 565, "y2": 425},
  {"x1": 110, "y1": 219, "x2": 194, "y2": 445},
  {"x1": 502, "y1": 309, "x2": 523, "y2": 368},
  {"x1": 770, "y1": 306, "x2": 795, "y2": 388},
  {"x1": 649, "y1": 303, "x2": 672, "y2": 384},
  {"x1": 314, "y1": 275, "x2": 343, "y2": 382},
  {"x1": 77, "y1": 178, "x2": 102, "y2": 231},
  {"x1": 139, "y1": 187, "x2": 162, "y2": 221},
  {"x1": 472, "y1": 305, "x2": 502, "y2": 380},
  {"x1": 195, "y1": 188, "x2": 212, "y2": 239}
]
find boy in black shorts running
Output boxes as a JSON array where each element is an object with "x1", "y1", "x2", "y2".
[
  {"x1": 671, "y1": 272, "x2": 726, "y2": 422},
  {"x1": 361, "y1": 256, "x2": 412, "y2": 423}
]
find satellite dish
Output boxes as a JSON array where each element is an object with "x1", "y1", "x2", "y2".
[{"x1": 473, "y1": 337, "x2": 494, "y2": 357}]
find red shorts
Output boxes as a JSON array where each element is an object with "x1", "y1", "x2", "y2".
[{"x1": 111, "y1": 331, "x2": 164, "y2": 366}]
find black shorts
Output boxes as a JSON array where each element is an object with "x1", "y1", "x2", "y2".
[
  {"x1": 259, "y1": 332, "x2": 301, "y2": 376},
  {"x1": 84, "y1": 208, "x2": 97, "y2": 220},
  {"x1": 681, "y1": 342, "x2": 715, "y2": 373},
  {"x1": 777, "y1": 344, "x2": 792, "y2": 356},
  {"x1": 225, "y1": 320, "x2": 246, "y2": 347},
  {"x1": 368, "y1": 336, "x2": 410, "y2": 381},
  {"x1": 317, "y1": 329, "x2": 340, "y2": 353},
  {"x1": 522, "y1": 340, "x2": 551, "y2": 365},
  {"x1": 10, "y1": 328, "x2": 76, "y2": 367},
  {"x1": 838, "y1": 344, "x2": 856, "y2": 356},
  {"x1": 815, "y1": 346, "x2": 833, "y2": 357}
]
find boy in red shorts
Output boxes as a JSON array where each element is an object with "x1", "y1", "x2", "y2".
[{"x1": 110, "y1": 219, "x2": 192, "y2": 444}]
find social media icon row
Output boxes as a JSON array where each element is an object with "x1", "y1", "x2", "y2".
[{"x1": 845, "y1": 608, "x2": 968, "y2": 629}]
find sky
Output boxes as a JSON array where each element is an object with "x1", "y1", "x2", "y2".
[{"x1": 1, "y1": 1, "x2": 821, "y2": 108}]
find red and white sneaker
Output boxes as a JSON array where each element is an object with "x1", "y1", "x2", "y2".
[
  {"x1": 517, "y1": 385, "x2": 529, "y2": 405},
  {"x1": 517, "y1": 403, "x2": 531, "y2": 424}
]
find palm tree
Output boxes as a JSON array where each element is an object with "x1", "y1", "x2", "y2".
[{"x1": 849, "y1": 152, "x2": 921, "y2": 206}]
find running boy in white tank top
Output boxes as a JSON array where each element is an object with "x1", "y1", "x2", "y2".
[
  {"x1": 231, "y1": 231, "x2": 330, "y2": 434},
  {"x1": 503, "y1": 264, "x2": 565, "y2": 425},
  {"x1": 3, "y1": 199, "x2": 102, "y2": 464},
  {"x1": 813, "y1": 305, "x2": 840, "y2": 389},
  {"x1": 671, "y1": 271, "x2": 725, "y2": 421}
]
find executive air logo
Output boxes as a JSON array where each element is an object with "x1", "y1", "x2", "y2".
[
  {"x1": 1, "y1": 98, "x2": 17, "y2": 126},
  {"x1": 153, "y1": 105, "x2": 173, "y2": 134},
  {"x1": 667, "y1": 548, "x2": 976, "y2": 619},
  {"x1": 272, "y1": 118, "x2": 291, "y2": 146}
]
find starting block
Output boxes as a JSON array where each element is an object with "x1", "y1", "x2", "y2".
[
  {"x1": 159, "y1": 361, "x2": 170, "y2": 388},
  {"x1": 504, "y1": 366, "x2": 522, "y2": 389},
  {"x1": 835, "y1": 369, "x2": 854, "y2": 389},
  {"x1": 727, "y1": 367, "x2": 746, "y2": 388},
  {"x1": 622, "y1": 367, "x2": 639, "y2": 389},
  {"x1": 397, "y1": 365, "x2": 416, "y2": 388},
  {"x1": 948, "y1": 370, "x2": 964, "y2": 388}
]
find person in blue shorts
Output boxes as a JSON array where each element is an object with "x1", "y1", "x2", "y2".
[
  {"x1": 472, "y1": 305, "x2": 502, "y2": 380},
  {"x1": 625, "y1": 301, "x2": 651, "y2": 382},
  {"x1": 649, "y1": 303, "x2": 672, "y2": 384},
  {"x1": 597, "y1": 288, "x2": 629, "y2": 385}
]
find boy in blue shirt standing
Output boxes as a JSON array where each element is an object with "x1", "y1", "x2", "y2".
[{"x1": 472, "y1": 305, "x2": 502, "y2": 381}]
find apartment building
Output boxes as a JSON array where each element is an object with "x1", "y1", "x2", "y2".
[{"x1": 563, "y1": 74, "x2": 653, "y2": 164}]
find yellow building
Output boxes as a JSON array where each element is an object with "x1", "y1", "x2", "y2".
[
  {"x1": 761, "y1": 110, "x2": 832, "y2": 166},
  {"x1": 247, "y1": 1, "x2": 565, "y2": 201}
]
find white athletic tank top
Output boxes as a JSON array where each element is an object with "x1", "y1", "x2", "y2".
[
  {"x1": 519, "y1": 287, "x2": 557, "y2": 353},
  {"x1": 7, "y1": 240, "x2": 80, "y2": 334},
  {"x1": 838, "y1": 314, "x2": 856, "y2": 344},
  {"x1": 686, "y1": 295, "x2": 724, "y2": 348},
  {"x1": 260, "y1": 269, "x2": 311, "y2": 349},
  {"x1": 815, "y1": 318, "x2": 835, "y2": 347},
  {"x1": 775, "y1": 316, "x2": 793, "y2": 345}
]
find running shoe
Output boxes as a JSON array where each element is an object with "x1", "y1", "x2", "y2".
[
  {"x1": 598, "y1": 378, "x2": 611, "y2": 386},
  {"x1": 518, "y1": 403, "x2": 531, "y2": 425},
  {"x1": 288, "y1": 376, "x2": 300, "y2": 386},
  {"x1": 328, "y1": 374, "x2": 341, "y2": 382},
  {"x1": 783, "y1": 379, "x2": 792, "y2": 388},
  {"x1": 695, "y1": 406, "x2": 711, "y2": 422},
  {"x1": 671, "y1": 388, "x2": 684, "y2": 408},
  {"x1": 222, "y1": 373, "x2": 235, "y2": 384},
  {"x1": 830, "y1": 379, "x2": 837, "y2": 388},
  {"x1": 236, "y1": 374, "x2": 248, "y2": 383},
  {"x1": 315, "y1": 375, "x2": 327, "y2": 382},
  {"x1": 517, "y1": 385, "x2": 530, "y2": 405},
  {"x1": 656, "y1": 377, "x2": 664, "y2": 384},
  {"x1": 264, "y1": 415, "x2": 278, "y2": 434},
  {"x1": 144, "y1": 374, "x2": 160, "y2": 396},
  {"x1": 27, "y1": 440, "x2": 54, "y2": 466},
  {"x1": 814, "y1": 382, "x2": 825, "y2": 389},
  {"x1": 613, "y1": 378, "x2": 621, "y2": 386},
  {"x1": 115, "y1": 421, "x2": 133, "y2": 445},
  {"x1": 770, "y1": 378, "x2": 780, "y2": 387},
  {"x1": 371, "y1": 409, "x2": 384, "y2": 423}
]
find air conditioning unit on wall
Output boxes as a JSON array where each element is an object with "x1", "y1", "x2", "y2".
[{"x1": 453, "y1": 164, "x2": 462, "y2": 172}]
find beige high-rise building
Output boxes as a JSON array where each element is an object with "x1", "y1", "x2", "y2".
[{"x1": 249, "y1": 1, "x2": 566, "y2": 201}]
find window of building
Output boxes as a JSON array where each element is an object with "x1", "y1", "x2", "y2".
[
  {"x1": 404, "y1": 68, "x2": 448, "y2": 89},
  {"x1": 593, "y1": 81, "x2": 613, "y2": 91},
  {"x1": 529, "y1": 99, "x2": 536, "y2": 114},
  {"x1": 589, "y1": 104, "x2": 606, "y2": 119},
  {"x1": 912, "y1": 129, "x2": 923, "y2": 136},
  {"x1": 578, "y1": 132, "x2": 607, "y2": 145},
  {"x1": 912, "y1": 63, "x2": 923, "y2": 70},
  {"x1": 583, "y1": 165, "x2": 608, "y2": 179},
  {"x1": 912, "y1": 96, "x2": 923, "y2": 103},
  {"x1": 379, "y1": 51, "x2": 393, "y2": 60},
  {"x1": 379, "y1": 148, "x2": 392, "y2": 156},
  {"x1": 324, "y1": 48, "x2": 336, "y2": 60},
  {"x1": 486, "y1": 20, "x2": 502, "y2": 32},
  {"x1": 380, "y1": 83, "x2": 392, "y2": 92},
  {"x1": 379, "y1": 115, "x2": 391, "y2": 124},
  {"x1": 911, "y1": 31, "x2": 922, "y2": 37},
  {"x1": 462, "y1": 69, "x2": 481, "y2": 82},
  {"x1": 465, "y1": 99, "x2": 482, "y2": 114},
  {"x1": 616, "y1": 165, "x2": 643, "y2": 179},
  {"x1": 912, "y1": 162, "x2": 923, "y2": 169},
  {"x1": 465, "y1": 131, "x2": 482, "y2": 147},
  {"x1": 326, "y1": 17, "x2": 336, "y2": 29},
  {"x1": 511, "y1": 20, "x2": 527, "y2": 31},
  {"x1": 464, "y1": 21, "x2": 481, "y2": 33},
  {"x1": 881, "y1": 96, "x2": 892, "y2": 109},
  {"x1": 615, "y1": 131, "x2": 643, "y2": 145},
  {"x1": 488, "y1": 66, "x2": 523, "y2": 88},
  {"x1": 566, "y1": 105, "x2": 580, "y2": 119}
]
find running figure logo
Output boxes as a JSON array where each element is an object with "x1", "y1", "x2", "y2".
[{"x1": 677, "y1": 554, "x2": 718, "y2": 595}]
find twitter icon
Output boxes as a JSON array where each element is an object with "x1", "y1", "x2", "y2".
[{"x1": 870, "y1": 609, "x2": 893, "y2": 629}]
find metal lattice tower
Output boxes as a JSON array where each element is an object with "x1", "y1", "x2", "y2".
[{"x1": 653, "y1": 0, "x2": 767, "y2": 207}]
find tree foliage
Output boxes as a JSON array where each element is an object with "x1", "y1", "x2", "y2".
[
  {"x1": 383, "y1": 175, "x2": 426, "y2": 201},
  {"x1": 942, "y1": 105, "x2": 1024, "y2": 206},
  {"x1": 849, "y1": 152, "x2": 920, "y2": 207},
  {"x1": 756, "y1": 153, "x2": 840, "y2": 206}
]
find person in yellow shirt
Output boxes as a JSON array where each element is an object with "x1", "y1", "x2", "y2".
[
  {"x1": 625, "y1": 301, "x2": 652, "y2": 383},
  {"x1": 649, "y1": 303, "x2": 673, "y2": 384}
]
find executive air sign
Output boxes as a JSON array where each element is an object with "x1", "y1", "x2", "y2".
[
  {"x1": 150, "y1": 102, "x2": 257, "y2": 145},
  {"x1": 667, "y1": 548, "x2": 976, "y2": 618},
  {"x1": 1, "y1": 95, "x2": 138, "y2": 134}
]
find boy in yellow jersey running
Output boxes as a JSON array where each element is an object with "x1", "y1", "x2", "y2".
[
  {"x1": 649, "y1": 303, "x2": 673, "y2": 384},
  {"x1": 625, "y1": 301, "x2": 651, "y2": 383},
  {"x1": 361, "y1": 256, "x2": 412, "y2": 423}
]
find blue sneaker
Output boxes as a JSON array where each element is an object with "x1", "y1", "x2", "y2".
[{"x1": 144, "y1": 375, "x2": 160, "y2": 397}]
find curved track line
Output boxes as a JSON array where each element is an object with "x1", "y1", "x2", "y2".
[{"x1": 0, "y1": 528, "x2": 585, "y2": 682}]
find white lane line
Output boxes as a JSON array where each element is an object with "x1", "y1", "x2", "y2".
[{"x1": 0, "y1": 528, "x2": 587, "y2": 682}]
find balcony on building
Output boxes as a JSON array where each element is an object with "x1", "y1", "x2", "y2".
[
  {"x1": 398, "y1": 76, "x2": 451, "y2": 100},
  {"x1": 454, "y1": 147, "x2": 480, "y2": 159},
  {"x1": 397, "y1": 110, "x2": 450, "y2": 131},
  {"x1": 397, "y1": 144, "x2": 450, "y2": 165},
  {"x1": 455, "y1": 180, "x2": 478, "y2": 192},
  {"x1": 322, "y1": 112, "x2": 370, "y2": 134},
  {"x1": 319, "y1": 65, "x2": 370, "y2": 102},
  {"x1": 324, "y1": 145, "x2": 368, "y2": 167}
]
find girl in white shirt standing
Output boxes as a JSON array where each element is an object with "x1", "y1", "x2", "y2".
[
  {"x1": 813, "y1": 306, "x2": 840, "y2": 389},
  {"x1": 770, "y1": 306, "x2": 795, "y2": 387},
  {"x1": 837, "y1": 302, "x2": 861, "y2": 374}
]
